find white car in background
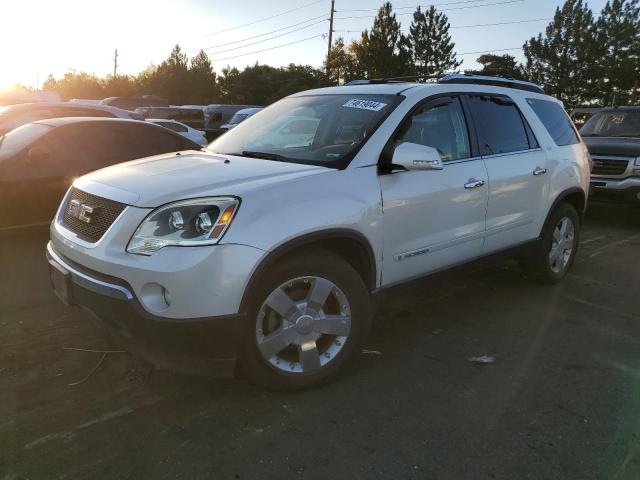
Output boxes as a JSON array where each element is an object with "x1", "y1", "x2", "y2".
[
  {"x1": 219, "y1": 107, "x2": 263, "y2": 131},
  {"x1": 146, "y1": 118, "x2": 208, "y2": 146}
]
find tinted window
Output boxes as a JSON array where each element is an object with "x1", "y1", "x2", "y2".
[
  {"x1": 157, "y1": 121, "x2": 187, "y2": 133},
  {"x1": 467, "y1": 95, "x2": 533, "y2": 155},
  {"x1": 396, "y1": 97, "x2": 471, "y2": 161},
  {"x1": 128, "y1": 124, "x2": 191, "y2": 156},
  {"x1": 526, "y1": 99, "x2": 579, "y2": 146}
]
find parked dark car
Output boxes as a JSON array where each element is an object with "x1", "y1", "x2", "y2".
[
  {"x1": 0, "y1": 118, "x2": 201, "y2": 230},
  {"x1": 580, "y1": 106, "x2": 640, "y2": 205},
  {"x1": 0, "y1": 102, "x2": 141, "y2": 137},
  {"x1": 100, "y1": 95, "x2": 169, "y2": 111},
  {"x1": 134, "y1": 106, "x2": 205, "y2": 130}
]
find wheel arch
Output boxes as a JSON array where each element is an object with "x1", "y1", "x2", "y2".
[
  {"x1": 239, "y1": 229, "x2": 377, "y2": 313},
  {"x1": 540, "y1": 187, "x2": 586, "y2": 237}
]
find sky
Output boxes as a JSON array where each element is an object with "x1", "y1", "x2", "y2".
[{"x1": 1, "y1": 0, "x2": 610, "y2": 91}]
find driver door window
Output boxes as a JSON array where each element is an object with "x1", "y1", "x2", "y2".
[{"x1": 396, "y1": 97, "x2": 471, "y2": 162}]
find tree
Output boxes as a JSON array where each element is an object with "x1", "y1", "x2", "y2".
[
  {"x1": 142, "y1": 45, "x2": 191, "y2": 103},
  {"x1": 216, "y1": 63, "x2": 326, "y2": 105},
  {"x1": 325, "y1": 37, "x2": 363, "y2": 85},
  {"x1": 470, "y1": 54, "x2": 524, "y2": 79},
  {"x1": 523, "y1": 0, "x2": 598, "y2": 107},
  {"x1": 593, "y1": 0, "x2": 640, "y2": 105},
  {"x1": 350, "y1": 2, "x2": 411, "y2": 78},
  {"x1": 407, "y1": 6, "x2": 461, "y2": 78},
  {"x1": 42, "y1": 71, "x2": 104, "y2": 100},
  {"x1": 103, "y1": 74, "x2": 137, "y2": 98},
  {"x1": 189, "y1": 50, "x2": 218, "y2": 103}
]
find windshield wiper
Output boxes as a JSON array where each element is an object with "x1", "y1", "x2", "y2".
[{"x1": 239, "y1": 150, "x2": 291, "y2": 162}]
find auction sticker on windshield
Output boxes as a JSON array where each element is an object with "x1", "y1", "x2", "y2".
[{"x1": 342, "y1": 99, "x2": 387, "y2": 111}]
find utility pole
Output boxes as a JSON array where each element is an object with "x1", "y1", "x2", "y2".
[
  {"x1": 326, "y1": 0, "x2": 335, "y2": 79},
  {"x1": 631, "y1": 80, "x2": 638, "y2": 105},
  {"x1": 113, "y1": 49, "x2": 119, "y2": 77}
]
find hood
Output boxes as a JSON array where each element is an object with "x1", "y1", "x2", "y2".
[
  {"x1": 582, "y1": 136, "x2": 640, "y2": 157},
  {"x1": 73, "y1": 150, "x2": 330, "y2": 207}
]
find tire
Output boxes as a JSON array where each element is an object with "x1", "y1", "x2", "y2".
[
  {"x1": 239, "y1": 248, "x2": 372, "y2": 391},
  {"x1": 521, "y1": 202, "x2": 580, "y2": 284}
]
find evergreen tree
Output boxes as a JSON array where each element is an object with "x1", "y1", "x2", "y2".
[
  {"x1": 594, "y1": 0, "x2": 640, "y2": 105},
  {"x1": 189, "y1": 50, "x2": 218, "y2": 103},
  {"x1": 468, "y1": 54, "x2": 524, "y2": 79},
  {"x1": 407, "y1": 6, "x2": 461, "y2": 78},
  {"x1": 350, "y1": 2, "x2": 410, "y2": 78},
  {"x1": 523, "y1": 0, "x2": 597, "y2": 106},
  {"x1": 144, "y1": 45, "x2": 191, "y2": 103}
]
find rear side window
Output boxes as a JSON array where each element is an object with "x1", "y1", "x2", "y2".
[
  {"x1": 526, "y1": 98, "x2": 579, "y2": 146},
  {"x1": 467, "y1": 95, "x2": 536, "y2": 155}
]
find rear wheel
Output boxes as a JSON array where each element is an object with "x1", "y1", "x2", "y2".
[
  {"x1": 521, "y1": 202, "x2": 580, "y2": 284},
  {"x1": 240, "y1": 249, "x2": 371, "y2": 390}
]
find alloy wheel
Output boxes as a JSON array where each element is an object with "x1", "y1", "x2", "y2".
[
  {"x1": 549, "y1": 216, "x2": 575, "y2": 273},
  {"x1": 256, "y1": 276, "x2": 351, "y2": 374}
]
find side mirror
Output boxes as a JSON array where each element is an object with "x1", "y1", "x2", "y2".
[
  {"x1": 27, "y1": 146, "x2": 50, "y2": 162},
  {"x1": 391, "y1": 142, "x2": 443, "y2": 171}
]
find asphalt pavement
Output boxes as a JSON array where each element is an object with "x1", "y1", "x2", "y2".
[{"x1": 1, "y1": 201, "x2": 640, "y2": 480}]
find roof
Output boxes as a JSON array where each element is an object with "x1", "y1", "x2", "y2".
[
  {"x1": 32, "y1": 117, "x2": 144, "y2": 127},
  {"x1": 291, "y1": 83, "x2": 422, "y2": 96},
  {"x1": 2, "y1": 101, "x2": 134, "y2": 116}
]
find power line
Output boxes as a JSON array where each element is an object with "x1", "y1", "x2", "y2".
[
  {"x1": 191, "y1": 14, "x2": 327, "y2": 53},
  {"x1": 456, "y1": 46, "x2": 522, "y2": 56},
  {"x1": 205, "y1": 20, "x2": 327, "y2": 55},
  {"x1": 334, "y1": 0, "x2": 526, "y2": 20},
  {"x1": 210, "y1": 34, "x2": 325, "y2": 62},
  {"x1": 337, "y1": 0, "x2": 497, "y2": 13},
  {"x1": 332, "y1": 17, "x2": 549, "y2": 34},
  {"x1": 204, "y1": 0, "x2": 325, "y2": 36}
]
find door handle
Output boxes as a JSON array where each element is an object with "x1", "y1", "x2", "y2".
[
  {"x1": 533, "y1": 167, "x2": 548, "y2": 176},
  {"x1": 464, "y1": 179, "x2": 485, "y2": 189}
]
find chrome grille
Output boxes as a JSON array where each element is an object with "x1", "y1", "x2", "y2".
[
  {"x1": 61, "y1": 188, "x2": 126, "y2": 242},
  {"x1": 591, "y1": 156, "x2": 630, "y2": 177}
]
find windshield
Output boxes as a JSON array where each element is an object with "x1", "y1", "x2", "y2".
[
  {"x1": 580, "y1": 110, "x2": 640, "y2": 138},
  {"x1": 207, "y1": 94, "x2": 401, "y2": 168}
]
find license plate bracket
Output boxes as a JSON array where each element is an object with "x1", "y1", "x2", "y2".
[{"x1": 49, "y1": 261, "x2": 73, "y2": 306}]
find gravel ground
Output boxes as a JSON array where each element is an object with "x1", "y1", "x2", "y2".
[{"x1": 1, "y1": 201, "x2": 640, "y2": 480}]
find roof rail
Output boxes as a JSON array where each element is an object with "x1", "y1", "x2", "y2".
[
  {"x1": 345, "y1": 75, "x2": 439, "y2": 86},
  {"x1": 438, "y1": 73, "x2": 545, "y2": 94}
]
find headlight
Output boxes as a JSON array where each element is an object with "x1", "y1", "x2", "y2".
[
  {"x1": 635, "y1": 156, "x2": 640, "y2": 166},
  {"x1": 127, "y1": 197, "x2": 239, "y2": 255}
]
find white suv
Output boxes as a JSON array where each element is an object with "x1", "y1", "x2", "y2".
[{"x1": 47, "y1": 75, "x2": 590, "y2": 389}]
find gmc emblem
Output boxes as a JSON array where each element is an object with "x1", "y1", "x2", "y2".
[{"x1": 67, "y1": 199, "x2": 99, "y2": 224}]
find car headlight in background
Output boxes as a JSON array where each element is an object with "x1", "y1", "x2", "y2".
[
  {"x1": 634, "y1": 156, "x2": 640, "y2": 166},
  {"x1": 127, "y1": 197, "x2": 239, "y2": 255}
]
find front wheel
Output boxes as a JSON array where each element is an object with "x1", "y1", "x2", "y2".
[
  {"x1": 239, "y1": 249, "x2": 372, "y2": 390},
  {"x1": 521, "y1": 202, "x2": 580, "y2": 284}
]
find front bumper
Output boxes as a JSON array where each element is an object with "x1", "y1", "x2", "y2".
[
  {"x1": 47, "y1": 242, "x2": 245, "y2": 377},
  {"x1": 590, "y1": 176, "x2": 640, "y2": 203}
]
